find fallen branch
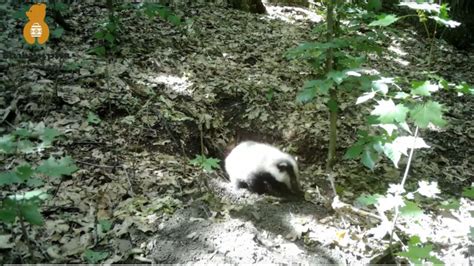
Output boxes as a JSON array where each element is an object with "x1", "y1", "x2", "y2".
[{"x1": 331, "y1": 196, "x2": 382, "y2": 221}]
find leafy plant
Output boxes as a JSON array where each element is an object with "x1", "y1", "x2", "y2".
[
  {"x1": 0, "y1": 125, "x2": 78, "y2": 257},
  {"x1": 288, "y1": 1, "x2": 472, "y2": 172},
  {"x1": 397, "y1": 236, "x2": 443, "y2": 265},
  {"x1": 288, "y1": 0, "x2": 471, "y2": 263},
  {"x1": 90, "y1": 15, "x2": 120, "y2": 57},
  {"x1": 87, "y1": 112, "x2": 102, "y2": 125},
  {"x1": 355, "y1": 180, "x2": 468, "y2": 263},
  {"x1": 190, "y1": 155, "x2": 220, "y2": 173},
  {"x1": 140, "y1": 3, "x2": 182, "y2": 26},
  {"x1": 89, "y1": 2, "x2": 183, "y2": 56},
  {"x1": 98, "y1": 219, "x2": 113, "y2": 233},
  {"x1": 83, "y1": 249, "x2": 109, "y2": 263}
]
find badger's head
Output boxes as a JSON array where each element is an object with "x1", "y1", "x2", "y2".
[{"x1": 269, "y1": 158, "x2": 301, "y2": 196}]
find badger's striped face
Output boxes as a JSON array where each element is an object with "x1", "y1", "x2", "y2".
[{"x1": 275, "y1": 160, "x2": 300, "y2": 194}]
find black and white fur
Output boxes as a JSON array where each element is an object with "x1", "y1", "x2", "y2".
[{"x1": 224, "y1": 141, "x2": 300, "y2": 196}]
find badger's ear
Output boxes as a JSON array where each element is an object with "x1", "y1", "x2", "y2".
[{"x1": 277, "y1": 162, "x2": 289, "y2": 172}]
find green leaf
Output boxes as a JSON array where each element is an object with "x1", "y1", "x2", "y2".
[
  {"x1": 344, "y1": 144, "x2": 364, "y2": 159},
  {"x1": 394, "y1": 92, "x2": 409, "y2": 99},
  {"x1": 297, "y1": 87, "x2": 317, "y2": 103},
  {"x1": 426, "y1": 255, "x2": 444, "y2": 265},
  {"x1": 411, "y1": 81, "x2": 438, "y2": 96},
  {"x1": 455, "y1": 82, "x2": 474, "y2": 95},
  {"x1": 106, "y1": 21, "x2": 118, "y2": 32},
  {"x1": 202, "y1": 158, "x2": 220, "y2": 172},
  {"x1": 429, "y1": 15, "x2": 460, "y2": 28},
  {"x1": 64, "y1": 62, "x2": 81, "y2": 71},
  {"x1": 20, "y1": 203, "x2": 44, "y2": 225},
  {"x1": 90, "y1": 46, "x2": 106, "y2": 57},
  {"x1": 13, "y1": 128, "x2": 31, "y2": 137},
  {"x1": 142, "y1": 3, "x2": 164, "y2": 18},
  {"x1": 17, "y1": 140, "x2": 35, "y2": 153},
  {"x1": 0, "y1": 171, "x2": 22, "y2": 186},
  {"x1": 12, "y1": 5, "x2": 29, "y2": 19},
  {"x1": 369, "y1": 14, "x2": 399, "y2": 27},
  {"x1": 372, "y1": 79, "x2": 390, "y2": 94},
  {"x1": 361, "y1": 149, "x2": 378, "y2": 170},
  {"x1": 168, "y1": 15, "x2": 182, "y2": 26},
  {"x1": 367, "y1": 0, "x2": 382, "y2": 11},
  {"x1": 462, "y1": 187, "x2": 474, "y2": 199},
  {"x1": 356, "y1": 194, "x2": 381, "y2": 206},
  {"x1": 399, "y1": 2, "x2": 440, "y2": 13},
  {"x1": 15, "y1": 164, "x2": 34, "y2": 180},
  {"x1": 0, "y1": 208, "x2": 17, "y2": 224},
  {"x1": 36, "y1": 156, "x2": 79, "y2": 178},
  {"x1": 265, "y1": 89, "x2": 274, "y2": 101},
  {"x1": 297, "y1": 79, "x2": 333, "y2": 103},
  {"x1": 26, "y1": 178, "x2": 44, "y2": 187},
  {"x1": 39, "y1": 128, "x2": 62, "y2": 146},
  {"x1": 190, "y1": 155, "x2": 220, "y2": 173},
  {"x1": 0, "y1": 134, "x2": 16, "y2": 154},
  {"x1": 87, "y1": 112, "x2": 101, "y2": 125},
  {"x1": 327, "y1": 71, "x2": 347, "y2": 85},
  {"x1": 94, "y1": 31, "x2": 105, "y2": 39},
  {"x1": 158, "y1": 8, "x2": 171, "y2": 19},
  {"x1": 439, "y1": 198, "x2": 460, "y2": 210},
  {"x1": 84, "y1": 250, "x2": 109, "y2": 263},
  {"x1": 99, "y1": 219, "x2": 113, "y2": 232},
  {"x1": 104, "y1": 32, "x2": 115, "y2": 44},
  {"x1": 381, "y1": 143, "x2": 402, "y2": 167},
  {"x1": 438, "y1": 4, "x2": 449, "y2": 19},
  {"x1": 410, "y1": 101, "x2": 446, "y2": 128},
  {"x1": 52, "y1": 27, "x2": 64, "y2": 38},
  {"x1": 0, "y1": 198, "x2": 17, "y2": 223},
  {"x1": 356, "y1": 92, "x2": 376, "y2": 105},
  {"x1": 371, "y1": 100, "x2": 408, "y2": 124},
  {"x1": 400, "y1": 200, "x2": 423, "y2": 218},
  {"x1": 397, "y1": 238, "x2": 433, "y2": 265}
]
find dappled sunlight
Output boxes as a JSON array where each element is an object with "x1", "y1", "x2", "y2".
[
  {"x1": 264, "y1": 5, "x2": 323, "y2": 24},
  {"x1": 150, "y1": 73, "x2": 193, "y2": 96},
  {"x1": 400, "y1": 198, "x2": 473, "y2": 264},
  {"x1": 386, "y1": 41, "x2": 410, "y2": 66}
]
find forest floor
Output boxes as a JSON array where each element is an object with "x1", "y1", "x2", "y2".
[{"x1": 1, "y1": 1, "x2": 473, "y2": 264}]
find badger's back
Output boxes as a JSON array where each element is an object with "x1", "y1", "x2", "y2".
[{"x1": 224, "y1": 141, "x2": 299, "y2": 195}]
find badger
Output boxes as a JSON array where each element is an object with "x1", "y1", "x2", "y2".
[{"x1": 224, "y1": 141, "x2": 301, "y2": 196}]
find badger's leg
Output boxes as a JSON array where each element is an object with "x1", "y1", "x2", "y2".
[
  {"x1": 249, "y1": 172, "x2": 293, "y2": 196},
  {"x1": 235, "y1": 180, "x2": 249, "y2": 189},
  {"x1": 247, "y1": 172, "x2": 291, "y2": 194}
]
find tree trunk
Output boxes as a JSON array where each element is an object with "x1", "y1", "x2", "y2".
[
  {"x1": 266, "y1": 0, "x2": 309, "y2": 8},
  {"x1": 443, "y1": 0, "x2": 474, "y2": 49}
]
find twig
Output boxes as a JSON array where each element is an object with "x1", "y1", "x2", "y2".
[
  {"x1": 327, "y1": 172, "x2": 337, "y2": 198},
  {"x1": 67, "y1": 141, "x2": 107, "y2": 146},
  {"x1": 389, "y1": 126, "x2": 420, "y2": 252},
  {"x1": 93, "y1": 193, "x2": 99, "y2": 246},
  {"x1": 17, "y1": 206, "x2": 34, "y2": 260},
  {"x1": 50, "y1": 179, "x2": 63, "y2": 201},
  {"x1": 332, "y1": 196, "x2": 382, "y2": 221},
  {"x1": 76, "y1": 160, "x2": 117, "y2": 169},
  {"x1": 124, "y1": 168, "x2": 135, "y2": 196}
]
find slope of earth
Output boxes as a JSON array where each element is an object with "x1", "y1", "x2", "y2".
[{"x1": 0, "y1": 1, "x2": 473, "y2": 264}]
